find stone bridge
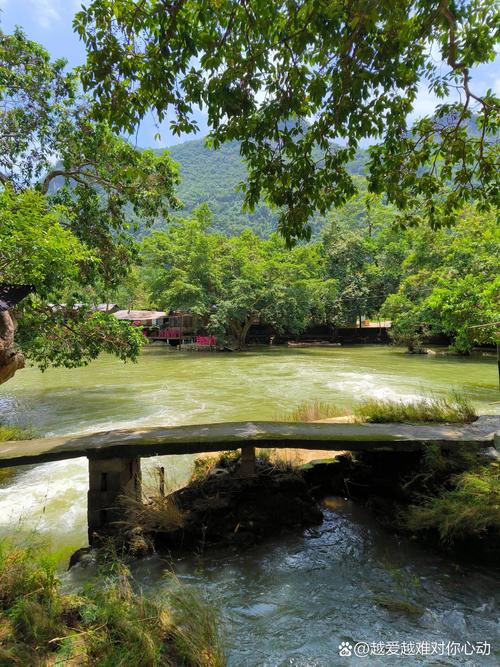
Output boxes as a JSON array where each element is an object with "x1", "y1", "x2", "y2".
[{"x1": 1, "y1": 417, "x2": 499, "y2": 544}]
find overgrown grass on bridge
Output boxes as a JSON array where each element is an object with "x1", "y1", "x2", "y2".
[{"x1": 278, "y1": 393, "x2": 476, "y2": 424}]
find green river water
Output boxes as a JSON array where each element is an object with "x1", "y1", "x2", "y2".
[{"x1": 0, "y1": 345, "x2": 499, "y2": 665}]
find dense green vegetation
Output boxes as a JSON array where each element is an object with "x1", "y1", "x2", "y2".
[
  {"x1": 1, "y1": 19, "x2": 497, "y2": 384},
  {"x1": 128, "y1": 186, "x2": 498, "y2": 353},
  {"x1": 162, "y1": 139, "x2": 369, "y2": 238},
  {"x1": 0, "y1": 541, "x2": 226, "y2": 666},
  {"x1": 381, "y1": 206, "x2": 500, "y2": 352},
  {"x1": 404, "y1": 463, "x2": 500, "y2": 542},
  {"x1": 77, "y1": 0, "x2": 499, "y2": 243},
  {"x1": 0, "y1": 28, "x2": 179, "y2": 385},
  {"x1": 140, "y1": 204, "x2": 339, "y2": 348}
]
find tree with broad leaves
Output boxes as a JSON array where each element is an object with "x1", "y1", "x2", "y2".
[
  {"x1": 380, "y1": 205, "x2": 500, "y2": 352},
  {"x1": 75, "y1": 0, "x2": 499, "y2": 244},
  {"x1": 140, "y1": 206, "x2": 340, "y2": 348},
  {"x1": 321, "y1": 181, "x2": 406, "y2": 326},
  {"x1": 0, "y1": 28, "x2": 180, "y2": 384}
]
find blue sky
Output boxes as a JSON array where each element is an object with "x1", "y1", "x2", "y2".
[{"x1": 1, "y1": 0, "x2": 499, "y2": 150}]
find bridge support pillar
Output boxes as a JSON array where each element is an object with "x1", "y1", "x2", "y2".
[
  {"x1": 87, "y1": 456, "x2": 141, "y2": 545},
  {"x1": 239, "y1": 444, "x2": 256, "y2": 476}
]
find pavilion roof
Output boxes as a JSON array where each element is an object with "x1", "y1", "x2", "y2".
[
  {"x1": 113, "y1": 309, "x2": 166, "y2": 321},
  {"x1": 0, "y1": 284, "x2": 34, "y2": 311}
]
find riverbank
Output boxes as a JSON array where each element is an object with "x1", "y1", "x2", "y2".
[
  {"x1": 301, "y1": 445, "x2": 500, "y2": 566},
  {"x1": 0, "y1": 540, "x2": 226, "y2": 666}
]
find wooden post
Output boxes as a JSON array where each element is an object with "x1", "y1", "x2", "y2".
[
  {"x1": 159, "y1": 465, "x2": 165, "y2": 497},
  {"x1": 87, "y1": 456, "x2": 141, "y2": 545},
  {"x1": 239, "y1": 444, "x2": 256, "y2": 477}
]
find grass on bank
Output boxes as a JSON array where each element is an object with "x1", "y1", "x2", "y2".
[
  {"x1": 120, "y1": 491, "x2": 186, "y2": 551},
  {"x1": 0, "y1": 540, "x2": 226, "y2": 667},
  {"x1": 277, "y1": 393, "x2": 476, "y2": 424},
  {"x1": 190, "y1": 449, "x2": 298, "y2": 484},
  {"x1": 121, "y1": 450, "x2": 299, "y2": 554},
  {"x1": 355, "y1": 393, "x2": 476, "y2": 424},
  {"x1": 0, "y1": 426, "x2": 29, "y2": 442},
  {"x1": 404, "y1": 463, "x2": 500, "y2": 542},
  {"x1": 190, "y1": 451, "x2": 241, "y2": 483}
]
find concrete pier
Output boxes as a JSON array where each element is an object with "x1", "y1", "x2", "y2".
[
  {"x1": 239, "y1": 444, "x2": 256, "y2": 476},
  {"x1": 87, "y1": 456, "x2": 141, "y2": 544}
]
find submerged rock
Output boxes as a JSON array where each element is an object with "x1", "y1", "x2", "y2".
[{"x1": 68, "y1": 546, "x2": 94, "y2": 570}]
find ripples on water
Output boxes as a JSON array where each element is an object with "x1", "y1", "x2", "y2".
[
  {"x1": 1, "y1": 347, "x2": 499, "y2": 665},
  {"x1": 124, "y1": 501, "x2": 500, "y2": 667}
]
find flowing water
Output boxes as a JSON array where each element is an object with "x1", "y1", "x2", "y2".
[{"x1": 1, "y1": 345, "x2": 499, "y2": 665}]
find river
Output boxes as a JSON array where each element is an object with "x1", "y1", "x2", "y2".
[{"x1": 1, "y1": 345, "x2": 499, "y2": 665}]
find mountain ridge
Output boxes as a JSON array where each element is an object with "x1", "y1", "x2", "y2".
[{"x1": 160, "y1": 137, "x2": 369, "y2": 237}]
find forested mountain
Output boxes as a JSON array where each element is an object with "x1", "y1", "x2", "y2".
[{"x1": 161, "y1": 138, "x2": 369, "y2": 238}]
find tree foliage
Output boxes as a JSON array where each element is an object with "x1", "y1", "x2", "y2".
[
  {"x1": 76, "y1": 0, "x2": 499, "y2": 243},
  {"x1": 136, "y1": 190, "x2": 498, "y2": 354},
  {"x1": 322, "y1": 185, "x2": 407, "y2": 324},
  {"x1": 380, "y1": 206, "x2": 500, "y2": 352},
  {"x1": 141, "y1": 206, "x2": 339, "y2": 348},
  {"x1": 0, "y1": 28, "x2": 180, "y2": 382},
  {"x1": 0, "y1": 188, "x2": 144, "y2": 377}
]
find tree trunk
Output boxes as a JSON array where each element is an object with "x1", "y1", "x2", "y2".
[
  {"x1": 229, "y1": 317, "x2": 253, "y2": 349},
  {"x1": 0, "y1": 311, "x2": 24, "y2": 385}
]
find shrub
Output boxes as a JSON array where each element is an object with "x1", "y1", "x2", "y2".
[
  {"x1": 404, "y1": 463, "x2": 500, "y2": 541},
  {"x1": 167, "y1": 585, "x2": 227, "y2": 667}
]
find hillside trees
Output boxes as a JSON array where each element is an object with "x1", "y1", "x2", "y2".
[
  {"x1": 77, "y1": 0, "x2": 499, "y2": 243},
  {"x1": 160, "y1": 139, "x2": 370, "y2": 239},
  {"x1": 140, "y1": 207, "x2": 339, "y2": 348},
  {"x1": 0, "y1": 28, "x2": 180, "y2": 383}
]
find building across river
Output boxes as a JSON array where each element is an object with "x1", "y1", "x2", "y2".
[{"x1": 109, "y1": 308, "x2": 394, "y2": 348}]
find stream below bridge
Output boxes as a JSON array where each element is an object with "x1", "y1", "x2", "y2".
[{"x1": 1, "y1": 345, "x2": 499, "y2": 665}]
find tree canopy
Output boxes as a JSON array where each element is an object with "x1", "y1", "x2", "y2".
[
  {"x1": 381, "y1": 206, "x2": 500, "y2": 352},
  {"x1": 140, "y1": 206, "x2": 339, "y2": 348},
  {"x1": 0, "y1": 27, "x2": 180, "y2": 383},
  {"x1": 76, "y1": 0, "x2": 499, "y2": 243}
]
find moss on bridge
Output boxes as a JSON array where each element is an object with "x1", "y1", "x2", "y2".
[{"x1": 0, "y1": 417, "x2": 498, "y2": 469}]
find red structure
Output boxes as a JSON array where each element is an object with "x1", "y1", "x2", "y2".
[{"x1": 195, "y1": 335, "x2": 216, "y2": 346}]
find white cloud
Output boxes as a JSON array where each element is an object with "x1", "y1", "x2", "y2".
[{"x1": 29, "y1": 0, "x2": 61, "y2": 29}]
